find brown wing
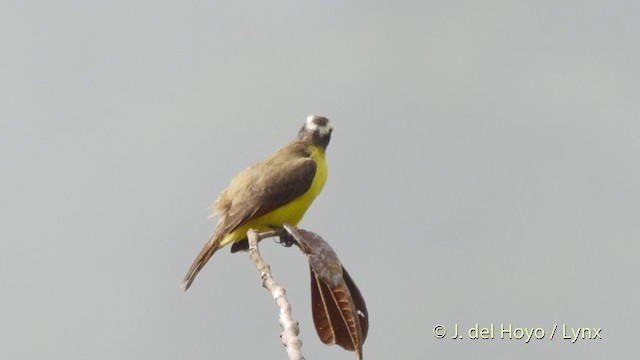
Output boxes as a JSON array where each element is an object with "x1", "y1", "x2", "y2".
[
  {"x1": 183, "y1": 143, "x2": 317, "y2": 291},
  {"x1": 217, "y1": 152, "x2": 316, "y2": 236},
  {"x1": 228, "y1": 153, "x2": 316, "y2": 253}
]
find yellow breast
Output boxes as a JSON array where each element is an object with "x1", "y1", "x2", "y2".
[{"x1": 220, "y1": 145, "x2": 327, "y2": 246}]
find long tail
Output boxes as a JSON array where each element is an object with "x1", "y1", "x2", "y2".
[{"x1": 182, "y1": 233, "x2": 223, "y2": 291}]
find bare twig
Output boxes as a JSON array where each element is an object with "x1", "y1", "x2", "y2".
[{"x1": 247, "y1": 229, "x2": 304, "y2": 360}]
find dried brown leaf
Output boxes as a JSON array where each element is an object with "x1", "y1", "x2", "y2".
[{"x1": 284, "y1": 225, "x2": 368, "y2": 360}]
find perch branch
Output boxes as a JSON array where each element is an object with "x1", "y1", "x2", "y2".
[{"x1": 247, "y1": 228, "x2": 304, "y2": 360}]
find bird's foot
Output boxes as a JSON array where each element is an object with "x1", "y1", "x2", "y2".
[{"x1": 274, "y1": 230, "x2": 298, "y2": 248}]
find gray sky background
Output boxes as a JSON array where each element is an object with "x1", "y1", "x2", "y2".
[{"x1": 1, "y1": 1, "x2": 639, "y2": 359}]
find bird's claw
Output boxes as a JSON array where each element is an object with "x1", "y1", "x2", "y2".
[{"x1": 274, "y1": 231, "x2": 297, "y2": 248}]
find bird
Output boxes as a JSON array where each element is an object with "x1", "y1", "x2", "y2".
[{"x1": 182, "y1": 115, "x2": 333, "y2": 291}]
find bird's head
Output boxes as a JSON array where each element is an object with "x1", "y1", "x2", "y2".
[{"x1": 298, "y1": 115, "x2": 333, "y2": 150}]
